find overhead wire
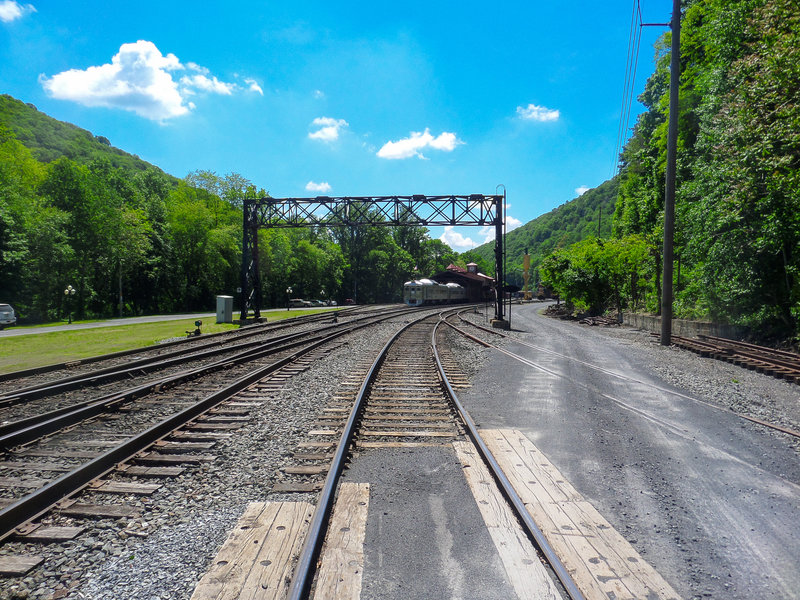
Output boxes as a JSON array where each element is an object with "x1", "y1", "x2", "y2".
[{"x1": 612, "y1": 0, "x2": 644, "y2": 177}]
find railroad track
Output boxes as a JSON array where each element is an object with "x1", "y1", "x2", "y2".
[
  {"x1": 187, "y1": 308, "x2": 586, "y2": 600},
  {"x1": 670, "y1": 334, "x2": 800, "y2": 384},
  {"x1": 0, "y1": 308, "x2": 355, "y2": 388},
  {"x1": 190, "y1": 307, "x2": 682, "y2": 599},
  {"x1": 0, "y1": 306, "x2": 415, "y2": 576}
]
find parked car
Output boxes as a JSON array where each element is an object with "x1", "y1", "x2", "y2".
[
  {"x1": 0, "y1": 304, "x2": 17, "y2": 329},
  {"x1": 288, "y1": 298, "x2": 312, "y2": 308},
  {"x1": 344, "y1": 298, "x2": 355, "y2": 305}
]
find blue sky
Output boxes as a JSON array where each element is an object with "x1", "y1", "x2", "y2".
[{"x1": 0, "y1": 1, "x2": 666, "y2": 250}]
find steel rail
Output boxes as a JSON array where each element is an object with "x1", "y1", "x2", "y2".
[
  {"x1": 0, "y1": 329, "x2": 347, "y2": 543},
  {"x1": 286, "y1": 310, "x2": 442, "y2": 600},
  {"x1": 433, "y1": 316, "x2": 587, "y2": 600},
  {"x1": 0, "y1": 331, "x2": 301, "y2": 406},
  {"x1": 0, "y1": 308, "x2": 394, "y2": 405},
  {"x1": 0, "y1": 309, "x2": 413, "y2": 449},
  {"x1": 0, "y1": 308, "x2": 358, "y2": 384}
]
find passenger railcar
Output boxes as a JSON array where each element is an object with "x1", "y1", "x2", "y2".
[{"x1": 403, "y1": 279, "x2": 466, "y2": 306}]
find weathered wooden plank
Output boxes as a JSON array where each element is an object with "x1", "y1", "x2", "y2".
[
  {"x1": 91, "y1": 480, "x2": 162, "y2": 495},
  {"x1": 314, "y1": 483, "x2": 370, "y2": 599},
  {"x1": 118, "y1": 465, "x2": 185, "y2": 477},
  {"x1": 0, "y1": 461, "x2": 70, "y2": 472},
  {"x1": 18, "y1": 449, "x2": 97, "y2": 458},
  {"x1": 360, "y1": 430, "x2": 457, "y2": 437},
  {"x1": 355, "y1": 441, "x2": 449, "y2": 448},
  {"x1": 271, "y1": 482, "x2": 322, "y2": 493},
  {"x1": 134, "y1": 453, "x2": 215, "y2": 465},
  {"x1": 15, "y1": 526, "x2": 84, "y2": 542},
  {"x1": 308, "y1": 429, "x2": 340, "y2": 436},
  {"x1": 187, "y1": 423, "x2": 243, "y2": 431},
  {"x1": 57, "y1": 502, "x2": 137, "y2": 518},
  {"x1": 291, "y1": 452, "x2": 332, "y2": 461},
  {"x1": 282, "y1": 465, "x2": 328, "y2": 475},
  {"x1": 481, "y1": 429, "x2": 681, "y2": 600},
  {"x1": 190, "y1": 501, "x2": 313, "y2": 600},
  {"x1": 155, "y1": 441, "x2": 216, "y2": 453},
  {"x1": 453, "y1": 441, "x2": 560, "y2": 600},
  {"x1": 0, "y1": 555, "x2": 44, "y2": 576},
  {"x1": 0, "y1": 476, "x2": 49, "y2": 488},
  {"x1": 362, "y1": 421, "x2": 454, "y2": 429}
]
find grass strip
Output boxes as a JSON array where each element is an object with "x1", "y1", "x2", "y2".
[{"x1": 0, "y1": 309, "x2": 333, "y2": 374}]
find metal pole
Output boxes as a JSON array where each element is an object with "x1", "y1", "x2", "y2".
[
  {"x1": 239, "y1": 198, "x2": 250, "y2": 322},
  {"x1": 660, "y1": 0, "x2": 681, "y2": 346},
  {"x1": 494, "y1": 190, "x2": 505, "y2": 322}
]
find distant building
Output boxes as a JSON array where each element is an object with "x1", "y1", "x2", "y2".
[{"x1": 430, "y1": 263, "x2": 495, "y2": 302}]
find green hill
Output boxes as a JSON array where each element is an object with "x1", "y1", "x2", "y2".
[
  {"x1": 0, "y1": 94, "x2": 173, "y2": 178},
  {"x1": 472, "y1": 177, "x2": 618, "y2": 285}
]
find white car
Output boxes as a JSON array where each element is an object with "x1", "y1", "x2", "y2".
[{"x1": 0, "y1": 304, "x2": 16, "y2": 329}]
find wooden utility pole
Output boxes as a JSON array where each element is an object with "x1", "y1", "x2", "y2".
[{"x1": 660, "y1": 0, "x2": 681, "y2": 346}]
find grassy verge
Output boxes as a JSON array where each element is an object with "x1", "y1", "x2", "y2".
[{"x1": 0, "y1": 309, "x2": 334, "y2": 374}]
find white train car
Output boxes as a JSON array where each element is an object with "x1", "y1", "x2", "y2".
[{"x1": 403, "y1": 279, "x2": 466, "y2": 306}]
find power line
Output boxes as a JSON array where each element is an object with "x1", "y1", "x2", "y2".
[{"x1": 612, "y1": 0, "x2": 644, "y2": 177}]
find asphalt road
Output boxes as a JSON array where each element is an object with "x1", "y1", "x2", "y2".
[{"x1": 459, "y1": 303, "x2": 800, "y2": 600}]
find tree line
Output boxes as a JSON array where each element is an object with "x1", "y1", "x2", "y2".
[
  {"x1": 540, "y1": 0, "x2": 799, "y2": 343},
  {"x1": 0, "y1": 119, "x2": 470, "y2": 323}
]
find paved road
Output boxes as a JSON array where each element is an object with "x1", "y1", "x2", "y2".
[
  {"x1": 459, "y1": 303, "x2": 800, "y2": 600},
  {"x1": 0, "y1": 313, "x2": 216, "y2": 338}
]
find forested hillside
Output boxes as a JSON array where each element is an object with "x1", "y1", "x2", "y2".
[
  {"x1": 540, "y1": 0, "x2": 799, "y2": 343},
  {"x1": 470, "y1": 178, "x2": 618, "y2": 287},
  {"x1": 0, "y1": 95, "x2": 168, "y2": 174},
  {"x1": 0, "y1": 96, "x2": 460, "y2": 323}
]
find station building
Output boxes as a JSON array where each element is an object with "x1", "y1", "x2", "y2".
[{"x1": 430, "y1": 263, "x2": 495, "y2": 303}]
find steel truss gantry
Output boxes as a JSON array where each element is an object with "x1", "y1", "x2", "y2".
[{"x1": 240, "y1": 194, "x2": 506, "y2": 322}]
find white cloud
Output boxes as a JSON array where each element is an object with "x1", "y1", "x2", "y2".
[
  {"x1": 180, "y1": 74, "x2": 235, "y2": 95},
  {"x1": 313, "y1": 89, "x2": 325, "y2": 99},
  {"x1": 309, "y1": 117, "x2": 348, "y2": 142},
  {"x1": 472, "y1": 216, "x2": 523, "y2": 246},
  {"x1": 377, "y1": 128, "x2": 462, "y2": 160},
  {"x1": 507, "y1": 216, "x2": 523, "y2": 230},
  {"x1": 40, "y1": 40, "x2": 259, "y2": 121},
  {"x1": 440, "y1": 226, "x2": 477, "y2": 251},
  {"x1": 305, "y1": 181, "x2": 331, "y2": 193},
  {"x1": 0, "y1": 1, "x2": 35, "y2": 23},
  {"x1": 575, "y1": 186, "x2": 591, "y2": 196},
  {"x1": 245, "y1": 78, "x2": 263, "y2": 95},
  {"x1": 517, "y1": 104, "x2": 560, "y2": 122}
]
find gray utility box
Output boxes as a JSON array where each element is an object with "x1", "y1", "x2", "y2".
[{"x1": 216, "y1": 295, "x2": 233, "y2": 323}]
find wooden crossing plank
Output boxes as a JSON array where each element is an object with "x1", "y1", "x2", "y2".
[
  {"x1": 481, "y1": 429, "x2": 681, "y2": 600},
  {"x1": 190, "y1": 501, "x2": 313, "y2": 600},
  {"x1": 0, "y1": 555, "x2": 44, "y2": 576},
  {"x1": 453, "y1": 441, "x2": 561, "y2": 600},
  {"x1": 314, "y1": 483, "x2": 370, "y2": 599}
]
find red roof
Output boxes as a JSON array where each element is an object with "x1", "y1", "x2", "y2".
[{"x1": 446, "y1": 263, "x2": 467, "y2": 273}]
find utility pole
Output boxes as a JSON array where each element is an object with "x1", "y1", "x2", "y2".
[{"x1": 660, "y1": 0, "x2": 681, "y2": 346}]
